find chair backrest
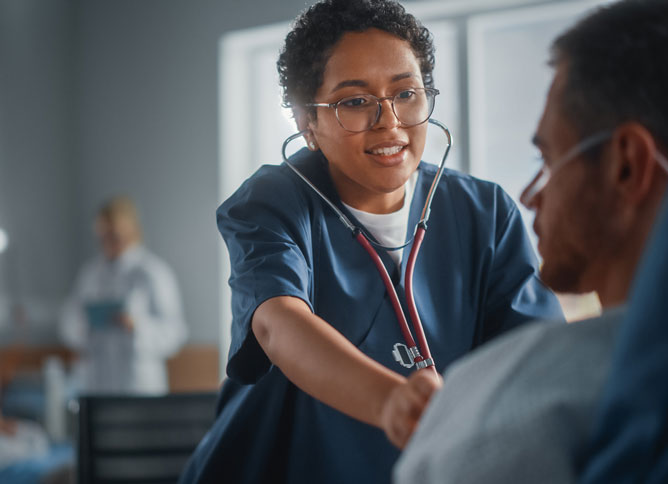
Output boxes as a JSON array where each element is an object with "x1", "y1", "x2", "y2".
[{"x1": 77, "y1": 392, "x2": 217, "y2": 484}]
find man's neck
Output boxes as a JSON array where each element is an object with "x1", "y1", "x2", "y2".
[{"x1": 595, "y1": 239, "x2": 647, "y2": 309}]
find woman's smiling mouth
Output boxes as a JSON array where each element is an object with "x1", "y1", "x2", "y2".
[{"x1": 367, "y1": 145, "x2": 405, "y2": 156}]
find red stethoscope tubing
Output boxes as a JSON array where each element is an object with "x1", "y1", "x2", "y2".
[
  {"x1": 355, "y1": 225, "x2": 437, "y2": 374},
  {"x1": 354, "y1": 232, "x2": 416, "y2": 349},
  {"x1": 403, "y1": 226, "x2": 434, "y2": 371}
]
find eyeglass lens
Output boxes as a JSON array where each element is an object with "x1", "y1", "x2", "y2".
[{"x1": 336, "y1": 89, "x2": 435, "y2": 132}]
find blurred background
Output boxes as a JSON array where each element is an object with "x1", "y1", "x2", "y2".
[{"x1": 0, "y1": 0, "x2": 608, "y2": 480}]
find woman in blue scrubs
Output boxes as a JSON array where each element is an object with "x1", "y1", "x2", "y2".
[{"x1": 181, "y1": 1, "x2": 562, "y2": 482}]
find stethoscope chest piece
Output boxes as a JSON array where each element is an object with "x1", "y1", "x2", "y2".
[{"x1": 392, "y1": 342, "x2": 415, "y2": 369}]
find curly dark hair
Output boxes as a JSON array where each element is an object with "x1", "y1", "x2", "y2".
[{"x1": 277, "y1": 0, "x2": 435, "y2": 114}]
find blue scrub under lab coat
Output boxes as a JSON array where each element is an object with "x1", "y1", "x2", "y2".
[{"x1": 180, "y1": 148, "x2": 563, "y2": 484}]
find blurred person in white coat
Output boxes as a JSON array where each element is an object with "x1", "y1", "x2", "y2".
[{"x1": 59, "y1": 196, "x2": 188, "y2": 394}]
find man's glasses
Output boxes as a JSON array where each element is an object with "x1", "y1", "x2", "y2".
[
  {"x1": 520, "y1": 131, "x2": 612, "y2": 207},
  {"x1": 520, "y1": 130, "x2": 668, "y2": 207},
  {"x1": 306, "y1": 88, "x2": 439, "y2": 133}
]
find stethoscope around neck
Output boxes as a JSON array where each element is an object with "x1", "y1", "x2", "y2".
[{"x1": 281, "y1": 118, "x2": 453, "y2": 373}]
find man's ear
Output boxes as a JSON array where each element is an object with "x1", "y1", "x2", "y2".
[
  {"x1": 294, "y1": 108, "x2": 319, "y2": 151},
  {"x1": 609, "y1": 122, "x2": 658, "y2": 205}
]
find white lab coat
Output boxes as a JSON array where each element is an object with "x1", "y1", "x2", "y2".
[{"x1": 59, "y1": 244, "x2": 188, "y2": 394}]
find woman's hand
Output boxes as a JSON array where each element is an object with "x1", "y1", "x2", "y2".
[
  {"x1": 253, "y1": 296, "x2": 442, "y2": 443},
  {"x1": 380, "y1": 369, "x2": 442, "y2": 449}
]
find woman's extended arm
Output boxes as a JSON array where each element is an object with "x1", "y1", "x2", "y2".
[{"x1": 252, "y1": 295, "x2": 441, "y2": 448}]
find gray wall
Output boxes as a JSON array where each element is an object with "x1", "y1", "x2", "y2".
[
  {"x1": 0, "y1": 0, "x2": 78, "y2": 339},
  {"x1": 0, "y1": 0, "x2": 314, "y2": 344}
]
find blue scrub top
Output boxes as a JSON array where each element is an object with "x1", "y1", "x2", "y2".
[{"x1": 181, "y1": 148, "x2": 563, "y2": 484}]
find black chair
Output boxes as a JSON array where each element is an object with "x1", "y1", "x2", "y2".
[{"x1": 77, "y1": 392, "x2": 217, "y2": 484}]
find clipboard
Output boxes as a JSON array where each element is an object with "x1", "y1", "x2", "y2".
[{"x1": 84, "y1": 300, "x2": 124, "y2": 329}]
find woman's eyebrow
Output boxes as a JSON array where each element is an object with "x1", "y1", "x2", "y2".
[
  {"x1": 329, "y1": 72, "x2": 417, "y2": 93},
  {"x1": 331, "y1": 80, "x2": 368, "y2": 93},
  {"x1": 391, "y1": 72, "x2": 414, "y2": 82}
]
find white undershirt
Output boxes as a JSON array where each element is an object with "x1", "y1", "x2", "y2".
[{"x1": 343, "y1": 171, "x2": 418, "y2": 269}]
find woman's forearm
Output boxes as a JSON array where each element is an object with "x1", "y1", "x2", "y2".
[{"x1": 252, "y1": 295, "x2": 406, "y2": 428}]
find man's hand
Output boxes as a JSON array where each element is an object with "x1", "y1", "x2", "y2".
[{"x1": 380, "y1": 369, "x2": 442, "y2": 449}]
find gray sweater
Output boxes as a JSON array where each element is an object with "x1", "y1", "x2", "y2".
[{"x1": 394, "y1": 308, "x2": 625, "y2": 484}]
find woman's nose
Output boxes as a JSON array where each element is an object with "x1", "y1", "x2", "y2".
[{"x1": 374, "y1": 99, "x2": 401, "y2": 129}]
